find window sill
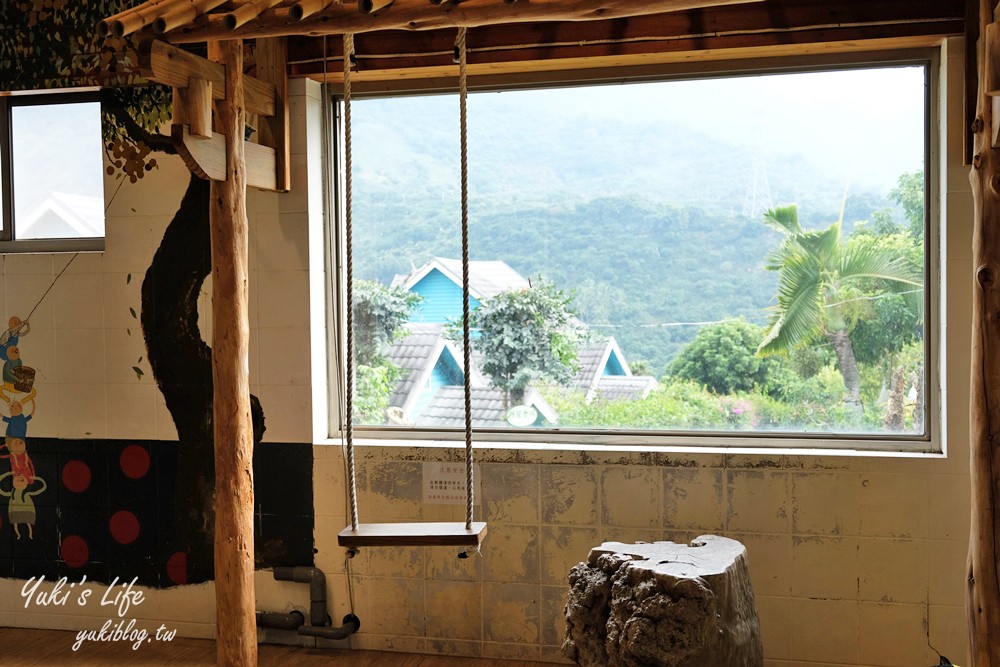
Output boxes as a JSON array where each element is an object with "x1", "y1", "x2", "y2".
[
  {"x1": 314, "y1": 434, "x2": 946, "y2": 462},
  {"x1": 0, "y1": 238, "x2": 104, "y2": 254}
]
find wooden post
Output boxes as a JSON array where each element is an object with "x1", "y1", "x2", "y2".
[
  {"x1": 207, "y1": 38, "x2": 257, "y2": 667},
  {"x1": 969, "y1": 0, "x2": 1000, "y2": 664}
]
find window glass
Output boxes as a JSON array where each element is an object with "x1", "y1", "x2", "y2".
[
  {"x1": 11, "y1": 100, "x2": 105, "y2": 240},
  {"x1": 344, "y1": 64, "x2": 929, "y2": 439}
]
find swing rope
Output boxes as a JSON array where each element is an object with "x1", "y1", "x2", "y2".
[
  {"x1": 340, "y1": 28, "x2": 478, "y2": 539},
  {"x1": 343, "y1": 32, "x2": 360, "y2": 532},
  {"x1": 457, "y1": 26, "x2": 475, "y2": 531}
]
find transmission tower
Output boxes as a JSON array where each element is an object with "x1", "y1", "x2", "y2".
[{"x1": 741, "y1": 155, "x2": 773, "y2": 219}]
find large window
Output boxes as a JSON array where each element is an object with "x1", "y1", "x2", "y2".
[
  {"x1": 334, "y1": 54, "x2": 938, "y2": 451},
  {"x1": 0, "y1": 92, "x2": 106, "y2": 251}
]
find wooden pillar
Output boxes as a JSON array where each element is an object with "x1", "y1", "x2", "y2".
[
  {"x1": 969, "y1": 0, "x2": 1000, "y2": 664},
  {"x1": 208, "y1": 38, "x2": 257, "y2": 667}
]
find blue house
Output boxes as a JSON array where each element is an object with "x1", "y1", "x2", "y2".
[
  {"x1": 380, "y1": 257, "x2": 656, "y2": 426},
  {"x1": 391, "y1": 257, "x2": 529, "y2": 324},
  {"x1": 574, "y1": 337, "x2": 658, "y2": 404}
]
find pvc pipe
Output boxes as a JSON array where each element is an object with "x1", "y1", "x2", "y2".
[
  {"x1": 298, "y1": 615, "x2": 361, "y2": 640},
  {"x1": 256, "y1": 610, "x2": 304, "y2": 631},
  {"x1": 272, "y1": 566, "x2": 327, "y2": 627}
]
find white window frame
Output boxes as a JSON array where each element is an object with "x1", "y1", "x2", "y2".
[
  {"x1": 0, "y1": 89, "x2": 106, "y2": 253},
  {"x1": 325, "y1": 47, "x2": 944, "y2": 455}
]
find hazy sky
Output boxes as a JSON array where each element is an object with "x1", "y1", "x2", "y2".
[{"x1": 482, "y1": 65, "x2": 926, "y2": 193}]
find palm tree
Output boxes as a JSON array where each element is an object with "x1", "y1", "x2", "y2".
[{"x1": 758, "y1": 204, "x2": 921, "y2": 415}]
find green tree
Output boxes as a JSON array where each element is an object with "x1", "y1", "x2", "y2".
[
  {"x1": 669, "y1": 319, "x2": 781, "y2": 395},
  {"x1": 758, "y1": 205, "x2": 921, "y2": 415},
  {"x1": 470, "y1": 280, "x2": 583, "y2": 405},
  {"x1": 352, "y1": 279, "x2": 422, "y2": 366},
  {"x1": 889, "y1": 169, "x2": 925, "y2": 239},
  {"x1": 351, "y1": 280, "x2": 421, "y2": 423}
]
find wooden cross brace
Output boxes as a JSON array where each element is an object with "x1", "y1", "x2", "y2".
[{"x1": 138, "y1": 38, "x2": 290, "y2": 192}]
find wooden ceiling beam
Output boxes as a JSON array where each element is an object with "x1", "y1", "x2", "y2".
[
  {"x1": 289, "y1": 23, "x2": 959, "y2": 80},
  {"x1": 159, "y1": 0, "x2": 765, "y2": 42},
  {"x1": 284, "y1": 0, "x2": 963, "y2": 79},
  {"x1": 290, "y1": 35, "x2": 950, "y2": 88}
]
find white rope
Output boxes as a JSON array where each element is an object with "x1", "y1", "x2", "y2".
[
  {"x1": 456, "y1": 26, "x2": 475, "y2": 531},
  {"x1": 341, "y1": 28, "x2": 477, "y2": 537},
  {"x1": 342, "y1": 32, "x2": 360, "y2": 532}
]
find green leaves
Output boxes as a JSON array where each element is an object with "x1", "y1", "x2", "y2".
[
  {"x1": 763, "y1": 205, "x2": 803, "y2": 236},
  {"x1": 759, "y1": 248, "x2": 823, "y2": 355},
  {"x1": 837, "y1": 242, "x2": 921, "y2": 287},
  {"x1": 469, "y1": 279, "x2": 583, "y2": 396},
  {"x1": 760, "y1": 203, "x2": 922, "y2": 358},
  {"x1": 352, "y1": 279, "x2": 422, "y2": 366}
]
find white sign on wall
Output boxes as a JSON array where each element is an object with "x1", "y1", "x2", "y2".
[{"x1": 422, "y1": 462, "x2": 482, "y2": 505}]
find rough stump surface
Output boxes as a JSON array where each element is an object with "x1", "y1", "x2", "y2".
[{"x1": 563, "y1": 535, "x2": 763, "y2": 667}]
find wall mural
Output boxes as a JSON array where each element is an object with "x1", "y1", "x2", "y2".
[
  {"x1": 0, "y1": 1, "x2": 312, "y2": 586},
  {"x1": 0, "y1": 317, "x2": 42, "y2": 541}
]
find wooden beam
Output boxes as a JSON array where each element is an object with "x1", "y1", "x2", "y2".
[
  {"x1": 290, "y1": 0, "x2": 336, "y2": 22},
  {"x1": 254, "y1": 38, "x2": 290, "y2": 192},
  {"x1": 225, "y1": 0, "x2": 284, "y2": 31},
  {"x1": 969, "y1": 0, "x2": 1000, "y2": 663},
  {"x1": 174, "y1": 78, "x2": 213, "y2": 138},
  {"x1": 285, "y1": 0, "x2": 963, "y2": 81},
  {"x1": 99, "y1": 0, "x2": 179, "y2": 37},
  {"x1": 171, "y1": 124, "x2": 280, "y2": 191},
  {"x1": 359, "y1": 0, "x2": 395, "y2": 15},
  {"x1": 161, "y1": 0, "x2": 767, "y2": 42},
  {"x1": 988, "y1": 21, "x2": 1000, "y2": 95},
  {"x1": 292, "y1": 36, "x2": 948, "y2": 90},
  {"x1": 207, "y1": 38, "x2": 257, "y2": 667},
  {"x1": 153, "y1": 0, "x2": 229, "y2": 35},
  {"x1": 140, "y1": 40, "x2": 276, "y2": 118}
]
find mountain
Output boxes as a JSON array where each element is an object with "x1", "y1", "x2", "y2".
[{"x1": 349, "y1": 93, "x2": 908, "y2": 374}]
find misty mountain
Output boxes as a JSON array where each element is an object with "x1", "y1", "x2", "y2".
[{"x1": 350, "y1": 94, "x2": 905, "y2": 373}]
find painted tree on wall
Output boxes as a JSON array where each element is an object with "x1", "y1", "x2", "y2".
[{"x1": 0, "y1": 0, "x2": 269, "y2": 584}]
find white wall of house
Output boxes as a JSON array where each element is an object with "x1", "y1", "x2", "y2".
[{"x1": 0, "y1": 38, "x2": 975, "y2": 666}]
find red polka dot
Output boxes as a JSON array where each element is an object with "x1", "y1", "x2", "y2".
[
  {"x1": 61, "y1": 535, "x2": 89, "y2": 569},
  {"x1": 166, "y1": 551, "x2": 187, "y2": 586},
  {"x1": 61, "y1": 460, "x2": 91, "y2": 493},
  {"x1": 119, "y1": 445, "x2": 150, "y2": 479},
  {"x1": 109, "y1": 510, "x2": 141, "y2": 545}
]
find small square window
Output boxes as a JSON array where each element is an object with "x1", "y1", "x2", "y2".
[{"x1": 0, "y1": 92, "x2": 105, "y2": 251}]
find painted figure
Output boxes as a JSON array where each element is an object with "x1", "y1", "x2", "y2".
[
  {"x1": 1, "y1": 437, "x2": 34, "y2": 483},
  {"x1": 0, "y1": 471, "x2": 46, "y2": 539},
  {"x1": 3, "y1": 344, "x2": 23, "y2": 385},
  {"x1": 3, "y1": 398, "x2": 32, "y2": 439},
  {"x1": 0, "y1": 316, "x2": 26, "y2": 361},
  {"x1": 0, "y1": 344, "x2": 36, "y2": 404}
]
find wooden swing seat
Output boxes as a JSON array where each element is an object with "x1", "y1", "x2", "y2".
[{"x1": 338, "y1": 521, "x2": 487, "y2": 548}]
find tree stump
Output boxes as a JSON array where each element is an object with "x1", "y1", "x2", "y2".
[{"x1": 563, "y1": 535, "x2": 763, "y2": 667}]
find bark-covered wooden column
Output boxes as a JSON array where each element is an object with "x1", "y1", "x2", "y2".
[
  {"x1": 970, "y1": 0, "x2": 1000, "y2": 663},
  {"x1": 207, "y1": 38, "x2": 257, "y2": 667}
]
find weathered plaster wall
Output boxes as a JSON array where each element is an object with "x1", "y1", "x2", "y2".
[{"x1": 0, "y1": 37, "x2": 973, "y2": 667}]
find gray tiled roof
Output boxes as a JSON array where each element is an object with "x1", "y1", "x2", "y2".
[
  {"x1": 574, "y1": 339, "x2": 610, "y2": 389},
  {"x1": 385, "y1": 327, "x2": 445, "y2": 408},
  {"x1": 590, "y1": 375, "x2": 659, "y2": 402},
  {"x1": 435, "y1": 257, "x2": 529, "y2": 298},
  {"x1": 418, "y1": 386, "x2": 553, "y2": 427}
]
